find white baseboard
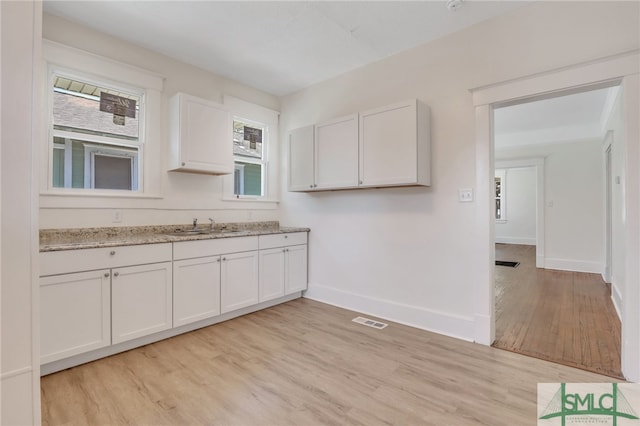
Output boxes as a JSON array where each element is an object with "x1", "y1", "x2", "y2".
[
  {"x1": 1, "y1": 368, "x2": 35, "y2": 425},
  {"x1": 544, "y1": 258, "x2": 603, "y2": 274},
  {"x1": 303, "y1": 283, "x2": 475, "y2": 342},
  {"x1": 495, "y1": 236, "x2": 536, "y2": 245}
]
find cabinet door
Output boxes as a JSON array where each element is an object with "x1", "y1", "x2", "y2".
[
  {"x1": 259, "y1": 247, "x2": 286, "y2": 302},
  {"x1": 288, "y1": 125, "x2": 315, "y2": 191},
  {"x1": 170, "y1": 93, "x2": 233, "y2": 174},
  {"x1": 315, "y1": 114, "x2": 359, "y2": 189},
  {"x1": 359, "y1": 100, "x2": 417, "y2": 187},
  {"x1": 285, "y1": 244, "x2": 308, "y2": 294},
  {"x1": 40, "y1": 270, "x2": 111, "y2": 364},
  {"x1": 112, "y1": 262, "x2": 173, "y2": 344},
  {"x1": 220, "y1": 251, "x2": 259, "y2": 314},
  {"x1": 173, "y1": 256, "x2": 221, "y2": 327}
]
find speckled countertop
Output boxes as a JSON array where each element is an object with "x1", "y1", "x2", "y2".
[{"x1": 40, "y1": 221, "x2": 310, "y2": 252}]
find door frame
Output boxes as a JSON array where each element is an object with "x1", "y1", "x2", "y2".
[
  {"x1": 470, "y1": 50, "x2": 640, "y2": 381},
  {"x1": 494, "y1": 158, "x2": 545, "y2": 267}
]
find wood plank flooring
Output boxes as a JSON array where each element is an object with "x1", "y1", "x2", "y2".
[
  {"x1": 493, "y1": 243, "x2": 622, "y2": 379},
  {"x1": 42, "y1": 298, "x2": 619, "y2": 426}
]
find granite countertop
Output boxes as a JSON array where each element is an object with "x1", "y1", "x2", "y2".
[{"x1": 40, "y1": 221, "x2": 310, "y2": 252}]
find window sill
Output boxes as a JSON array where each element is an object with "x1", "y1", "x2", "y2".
[
  {"x1": 41, "y1": 189, "x2": 162, "y2": 200},
  {"x1": 222, "y1": 195, "x2": 279, "y2": 204}
]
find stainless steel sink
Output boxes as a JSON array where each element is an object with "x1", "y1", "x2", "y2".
[
  {"x1": 165, "y1": 230, "x2": 208, "y2": 236},
  {"x1": 165, "y1": 229, "x2": 247, "y2": 237}
]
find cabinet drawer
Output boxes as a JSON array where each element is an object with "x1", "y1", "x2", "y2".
[
  {"x1": 259, "y1": 232, "x2": 307, "y2": 250},
  {"x1": 40, "y1": 243, "x2": 173, "y2": 276},
  {"x1": 173, "y1": 236, "x2": 258, "y2": 260}
]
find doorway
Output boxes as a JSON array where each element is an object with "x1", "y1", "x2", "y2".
[{"x1": 489, "y1": 86, "x2": 623, "y2": 378}]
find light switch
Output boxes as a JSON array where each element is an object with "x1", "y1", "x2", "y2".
[{"x1": 458, "y1": 188, "x2": 473, "y2": 202}]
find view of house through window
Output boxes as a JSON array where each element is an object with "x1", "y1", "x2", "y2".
[
  {"x1": 233, "y1": 118, "x2": 266, "y2": 197},
  {"x1": 51, "y1": 74, "x2": 142, "y2": 191}
]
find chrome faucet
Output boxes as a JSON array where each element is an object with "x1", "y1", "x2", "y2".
[
  {"x1": 209, "y1": 217, "x2": 215, "y2": 231},
  {"x1": 192, "y1": 218, "x2": 198, "y2": 230}
]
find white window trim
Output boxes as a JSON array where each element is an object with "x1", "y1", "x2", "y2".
[
  {"x1": 222, "y1": 95, "x2": 279, "y2": 204},
  {"x1": 41, "y1": 40, "x2": 164, "y2": 204},
  {"x1": 83, "y1": 144, "x2": 139, "y2": 190}
]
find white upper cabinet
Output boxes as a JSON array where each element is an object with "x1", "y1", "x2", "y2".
[
  {"x1": 359, "y1": 99, "x2": 430, "y2": 187},
  {"x1": 168, "y1": 92, "x2": 233, "y2": 175},
  {"x1": 315, "y1": 114, "x2": 359, "y2": 190},
  {"x1": 288, "y1": 125, "x2": 315, "y2": 191},
  {"x1": 287, "y1": 100, "x2": 430, "y2": 192}
]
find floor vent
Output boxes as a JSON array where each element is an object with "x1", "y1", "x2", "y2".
[
  {"x1": 352, "y1": 316, "x2": 388, "y2": 329},
  {"x1": 496, "y1": 260, "x2": 520, "y2": 268}
]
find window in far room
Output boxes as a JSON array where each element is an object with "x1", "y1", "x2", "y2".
[
  {"x1": 232, "y1": 118, "x2": 267, "y2": 197},
  {"x1": 495, "y1": 168, "x2": 507, "y2": 221}
]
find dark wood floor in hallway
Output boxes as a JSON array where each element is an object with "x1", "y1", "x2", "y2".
[{"x1": 493, "y1": 243, "x2": 622, "y2": 379}]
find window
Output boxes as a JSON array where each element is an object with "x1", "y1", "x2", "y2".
[
  {"x1": 222, "y1": 95, "x2": 278, "y2": 202},
  {"x1": 50, "y1": 72, "x2": 144, "y2": 192},
  {"x1": 232, "y1": 118, "x2": 267, "y2": 197},
  {"x1": 495, "y1": 168, "x2": 507, "y2": 221}
]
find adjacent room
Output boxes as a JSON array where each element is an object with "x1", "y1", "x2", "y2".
[
  {"x1": 492, "y1": 86, "x2": 624, "y2": 378},
  {"x1": 2, "y1": 1, "x2": 639, "y2": 425}
]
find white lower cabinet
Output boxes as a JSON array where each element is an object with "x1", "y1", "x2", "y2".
[
  {"x1": 40, "y1": 233, "x2": 307, "y2": 370},
  {"x1": 220, "y1": 251, "x2": 259, "y2": 314},
  {"x1": 40, "y1": 270, "x2": 111, "y2": 364},
  {"x1": 258, "y1": 232, "x2": 308, "y2": 302},
  {"x1": 285, "y1": 244, "x2": 308, "y2": 294},
  {"x1": 173, "y1": 256, "x2": 221, "y2": 327},
  {"x1": 259, "y1": 248, "x2": 286, "y2": 302},
  {"x1": 111, "y1": 262, "x2": 173, "y2": 344}
]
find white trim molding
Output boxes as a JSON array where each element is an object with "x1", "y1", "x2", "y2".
[
  {"x1": 471, "y1": 50, "x2": 640, "y2": 381},
  {"x1": 304, "y1": 283, "x2": 475, "y2": 342}
]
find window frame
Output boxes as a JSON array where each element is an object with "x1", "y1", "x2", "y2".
[
  {"x1": 232, "y1": 116, "x2": 268, "y2": 199},
  {"x1": 222, "y1": 95, "x2": 279, "y2": 204},
  {"x1": 47, "y1": 66, "x2": 146, "y2": 194},
  {"x1": 41, "y1": 40, "x2": 164, "y2": 203}
]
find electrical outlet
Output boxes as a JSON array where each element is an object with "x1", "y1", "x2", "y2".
[
  {"x1": 458, "y1": 188, "x2": 473, "y2": 202},
  {"x1": 113, "y1": 210, "x2": 123, "y2": 223}
]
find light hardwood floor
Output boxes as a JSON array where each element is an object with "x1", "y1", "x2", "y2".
[
  {"x1": 41, "y1": 298, "x2": 619, "y2": 426},
  {"x1": 494, "y1": 243, "x2": 622, "y2": 379}
]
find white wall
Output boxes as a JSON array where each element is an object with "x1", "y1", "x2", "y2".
[
  {"x1": 1, "y1": 1, "x2": 41, "y2": 424},
  {"x1": 496, "y1": 139, "x2": 605, "y2": 273},
  {"x1": 279, "y1": 1, "x2": 639, "y2": 340},
  {"x1": 495, "y1": 167, "x2": 536, "y2": 246},
  {"x1": 40, "y1": 13, "x2": 283, "y2": 229}
]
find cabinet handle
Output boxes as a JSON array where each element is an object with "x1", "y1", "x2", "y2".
[
  {"x1": 104, "y1": 272, "x2": 110, "y2": 278},
  {"x1": 113, "y1": 272, "x2": 119, "y2": 277},
  {"x1": 359, "y1": 180, "x2": 363, "y2": 185},
  {"x1": 283, "y1": 249, "x2": 286, "y2": 253},
  {"x1": 314, "y1": 184, "x2": 318, "y2": 187},
  {"x1": 182, "y1": 162, "x2": 186, "y2": 166},
  {"x1": 217, "y1": 258, "x2": 221, "y2": 263},
  {"x1": 309, "y1": 185, "x2": 313, "y2": 189},
  {"x1": 284, "y1": 235, "x2": 288, "y2": 239},
  {"x1": 286, "y1": 248, "x2": 289, "y2": 252},
  {"x1": 110, "y1": 250, "x2": 116, "y2": 256},
  {"x1": 222, "y1": 257, "x2": 226, "y2": 261}
]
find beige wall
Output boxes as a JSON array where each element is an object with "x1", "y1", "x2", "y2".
[
  {"x1": 2, "y1": 1, "x2": 41, "y2": 424},
  {"x1": 41, "y1": 13, "x2": 282, "y2": 229},
  {"x1": 279, "y1": 1, "x2": 640, "y2": 339}
]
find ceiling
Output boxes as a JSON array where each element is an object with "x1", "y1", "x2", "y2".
[
  {"x1": 43, "y1": 0, "x2": 528, "y2": 96},
  {"x1": 493, "y1": 86, "x2": 619, "y2": 149},
  {"x1": 44, "y1": 1, "x2": 613, "y2": 142}
]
